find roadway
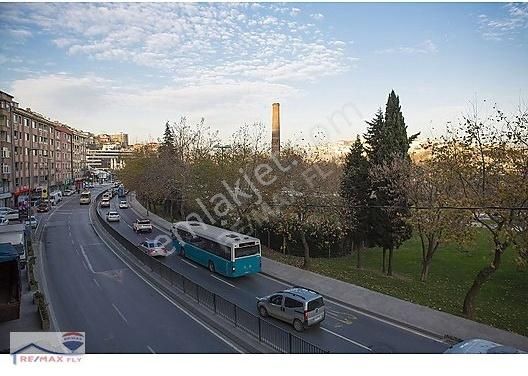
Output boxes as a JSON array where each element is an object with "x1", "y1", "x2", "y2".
[
  {"x1": 40, "y1": 185, "x2": 239, "y2": 353},
  {"x1": 101, "y1": 193, "x2": 450, "y2": 353}
]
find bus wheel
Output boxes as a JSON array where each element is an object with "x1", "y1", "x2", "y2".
[
  {"x1": 208, "y1": 261, "x2": 215, "y2": 273},
  {"x1": 180, "y1": 248, "x2": 185, "y2": 257}
]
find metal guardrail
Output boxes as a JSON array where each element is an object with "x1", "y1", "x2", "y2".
[{"x1": 93, "y1": 190, "x2": 328, "y2": 354}]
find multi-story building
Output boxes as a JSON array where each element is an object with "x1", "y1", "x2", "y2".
[
  {"x1": 0, "y1": 91, "x2": 16, "y2": 207},
  {"x1": 52, "y1": 122, "x2": 73, "y2": 190},
  {"x1": 0, "y1": 89, "x2": 97, "y2": 207},
  {"x1": 1, "y1": 89, "x2": 139, "y2": 206},
  {"x1": 95, "y1": 132, "x2": 129, "y2": 148},
  {"x1": 86, "y1": 144, "x2": 133, "y2": 170}
]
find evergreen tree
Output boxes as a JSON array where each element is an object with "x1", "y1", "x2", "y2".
[
  {"x1": 363, "y1": 108, "x2": 386, "y2": 165},
  {"x1": 340, "y1": 136, "x2": 370, "y2": 268},
  {"x1": 159, "y1": 121, "x2": 175, "y2": 158},
  {"x1": 364, "y1": 90, "x2": 416, "y2": 276}
]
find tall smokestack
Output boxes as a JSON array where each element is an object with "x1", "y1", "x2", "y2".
[{"x1": 272, "y1": 103, "x2": 280, "y2": 157}]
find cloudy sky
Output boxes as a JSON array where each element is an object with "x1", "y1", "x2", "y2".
[{"x1": 0, "y1": 2, "x2": 527, "y2": 144}]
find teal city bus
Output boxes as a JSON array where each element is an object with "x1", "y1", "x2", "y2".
[{"x1": 171, "y1": 221, "x2": 261, "y2": 278}]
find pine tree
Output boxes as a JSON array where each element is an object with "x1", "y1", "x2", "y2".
[
  {"x1": 364, "y1": 90, "x2": 415, "y2": 276},
  {"x1": 364, "y1": 108, "x2": 386, "y2": 165},
  {"x1": 159, "y1": 121, "x2": 175, "y2": 158},
  {"x1": 340, "y1": 136, "x2": 370, "y2": 268}
]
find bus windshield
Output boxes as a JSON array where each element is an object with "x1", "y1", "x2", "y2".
[{"x1": 235, "y1": 245, "x2": 260, "y2": 258}]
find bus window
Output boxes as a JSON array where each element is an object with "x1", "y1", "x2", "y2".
[
  {"x1": 235, "y1": 245, "x2": 260, "y2": 258},
  {"x1": 177, "y1": 228, "x2": 193, "y2": 242}
]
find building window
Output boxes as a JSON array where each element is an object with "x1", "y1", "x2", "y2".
[
  {"x1": 25, "y1": 133, "x2": 30, "y2": 141},
  {"x1": 2, "y1": 164, "x2": 10, "y2": 174},
  {"x1": 1, "y1": 147, "x2": 9, "y2": 158},
  {"x1": 6, "y1": 135, "x2": 10, "y2": 143},
  {"x1": 32, "y1": 120, "x2": 36, "y2": 128}
]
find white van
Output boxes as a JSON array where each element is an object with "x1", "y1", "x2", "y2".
[{"x1": 49, "y1": 191, "x2": 63, "y2": 206}]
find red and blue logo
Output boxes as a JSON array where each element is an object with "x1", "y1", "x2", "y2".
[{"x1": 62, "y1": 332, "x2": 84, "y2": 352}]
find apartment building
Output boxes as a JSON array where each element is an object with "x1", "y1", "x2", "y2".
[
  {"x1": 0, "y1": 90, "x2": 92, "y2": 207},
  {"x1": 95, "y1": 132, "x2": 129, "y2": 148},
  {"x1": 0, "y1": 91, "x2": 15, "y2": 206}
]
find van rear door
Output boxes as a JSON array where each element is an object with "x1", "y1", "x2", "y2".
[{"x1": 306, "y1": 297, "x2": 325, "y2": 325}]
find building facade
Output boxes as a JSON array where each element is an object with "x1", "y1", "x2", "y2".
[
  {"x1": 0, "y1": 91, "x2": 15, "y2": 206},
  {"x1": 0, "y1": 90, "x2": 97, "y2": 207},
  {"x1": 86, "y1": 144, "x2": 133, "y2": 171}
]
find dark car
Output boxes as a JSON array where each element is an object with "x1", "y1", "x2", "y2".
[{"x1": 36, "y1": 203, "x2": 50, "y2": 213}]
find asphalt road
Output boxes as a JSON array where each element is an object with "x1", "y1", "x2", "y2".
[
  {"x1": 40, "y1": 186, "x2": 239, "y2": 353},
  {"x1": 102, "y1": 193, "x2": 450, "y2": 354}
]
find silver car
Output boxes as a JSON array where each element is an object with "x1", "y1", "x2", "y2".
[
  {"x1": 444, "y1": 339, "x2": 525, "y2": 354},
  {"x1": 257, "y1": 287, "x2": 325, "y2": 332}
]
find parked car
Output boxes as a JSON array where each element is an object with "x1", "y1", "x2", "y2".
[
  {"x1": 106, "y1": 211, "x2": 120, "y2": 222},
  {"x1": 119, "y1": 200, "x2": 129, "y2": 209},
  {"x1": 63, "y1": 190, "x2": 74, "y2": 196},
  {"x1": 0, "y1": 217, "x2": 9, "y2": 226},
  {"x1": 37, "y1": 203, "x2": 50, "y2": 213},
  {"x1": 133, "y1": 219, "x2": 152, "y2": 233},
  {"x1": 0, "y1": 209, "x2": 20, "y2": 221},
  {"x1": 24, "y1": 216, "x2": 38, "y2": 229},
  {"x1": 444, "y1": 339, "x2": 526, "y2": 354},
  {"x1": 138, "y1": 239, "x2": 171, "y2": 257},
  {"x1": 100, "y1": 199, "x2": 110, "y2": 208},
  {"x1": 257, "y1": 287, "x2": 326, "y2": 332}
]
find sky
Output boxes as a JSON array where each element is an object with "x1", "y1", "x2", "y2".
[{"x1": 0, "y1": 1, "x2": 527, "y2": 145}]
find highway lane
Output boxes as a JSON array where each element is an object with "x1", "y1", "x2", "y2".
[
  {"x1": 103, "y1": 194, "x2": 449, "y2": 353},
  {"x1": 41, "y1": 186, "x2": 238, "y2": 353}
]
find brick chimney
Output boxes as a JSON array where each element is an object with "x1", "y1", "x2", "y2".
[{"x1": 272, "y1": 103, "x2": 280, "y2": 157}]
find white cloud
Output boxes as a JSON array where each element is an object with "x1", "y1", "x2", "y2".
[
  {"x1": 8, "y1": 73, "x2": 299, "y2": 141},
  {"x1": 0, "y1": 3, "x2": 351, "y2": 86},
  {"x1": 478, "y1": 3, "x2": 528, "y2": 41},
  {"x1": 310, "y1": 13, "x2": 324, "y2": 21},
  {"x1": 7, "y1": 29, "x2": 32, "y2": 41},
  {"x1": 376, "y1": 40, "x2": 438, "y2": 55},
  {"x1": 289, "y1": 8, "x2": 301, "y2": 17}
]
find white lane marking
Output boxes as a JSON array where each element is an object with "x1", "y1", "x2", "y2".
[
  {"x1": 211, "y1": 274, "x2": 236, "y2": 288},
  {"x1": 90, "y1": 209, "x2": 243, "y2": 353},
  {"x1": 79, "y1": 245, "x2": 95, "y2": 274},
  {"x1": 255, "y1": 272, "x2": 445, "y2": 343},
  {"x1": 325, "y1": 298, "x2": 446, "y2": 344},
  {"x1": 112, "y1": 303, "x2": 129, "y2": 325},
  {"x1": 320, "y1": 327, "x2": 372, "y2": 352},
  {"x1": 147, "y1": 345, "x2": 156, "y2": 354},
  {"x1": 93, "y1": 278, "x2": 102, "y2": 290},
  {"x1": 180, "y1": 258, "x2": 197, "y2": 269},
  {"x1": 81, "y1": 259, "x2": 89, "y2": 272}
]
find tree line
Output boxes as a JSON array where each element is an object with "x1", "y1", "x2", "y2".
[{"x1": 119, "y1": 91, "x2": 528, "y2": 320}]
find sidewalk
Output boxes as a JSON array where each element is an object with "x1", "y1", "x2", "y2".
[
  {"x1": 0, "y1": 268, "x2": 42, "y2": 353},
  {"x1": 128, "y1": 193, "x2": 528, "y2": 351}
]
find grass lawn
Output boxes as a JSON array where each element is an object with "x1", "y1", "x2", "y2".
[{"x1": 262, "y1": 229, "x2": 528, "y2": 337}]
